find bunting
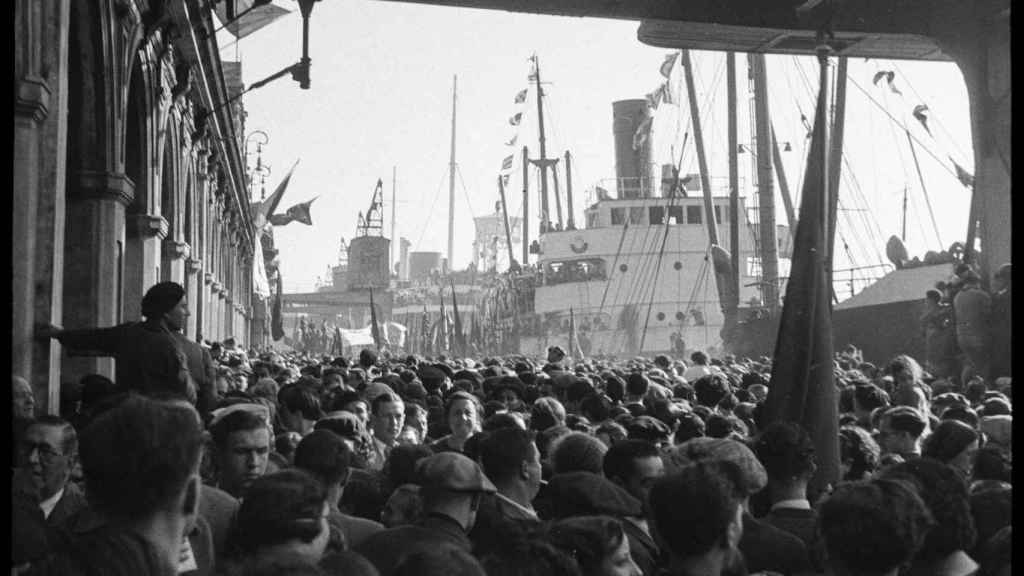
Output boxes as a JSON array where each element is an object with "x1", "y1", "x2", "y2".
[
  {"x1": 912, "y1": 104, "x2": 932, "y2": 136},
  {"x1": 660, "y1": 52, "x2": 679, "y2": 78},
  {"x1": 369, "y1": 288, "x2": 382, "y2": 350},
  {"x1": 509, "y1": 112, "x2": 523, "y2": 126},
  {"x1": 514, "y1": 89, "x2": 528, "y2": 104},
  {"x1": 450, "y1": 279, "x2": 466, "y2": 357},
  {"x1": 871, "y1": 70, "x2": 903, "y2": 95},
  {"x1": 496, "y1": 60, "x2": 532, "y2": 183},
  {"x1": 633, "y1": 117, "x2": 653, "y2": 151},
  {"x1": 951, "y1": 157, "x2": 975, "y2": 189},
  {"x1": 501, "y1": 155, "x2": 514, "y2": 171}
]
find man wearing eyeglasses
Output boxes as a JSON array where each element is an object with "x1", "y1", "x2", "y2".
[{"x1": 15, "y1": 416, "x2": 87, "y2": 527}]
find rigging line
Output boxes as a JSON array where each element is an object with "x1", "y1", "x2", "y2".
[
  {"x1": 887, "y1": 60, "x2": 971, "y2": 161},
  {"x1": 454, "y1": 164, "x2": 477, "y2": 221},
  {"x1": 846, "y1": 75, "x2": 961, "y2": 181},
  {"x1": 638, "y1": 196, "x2": 680, "y2": 350},
  {"x1": 413, "y1": 168, "x2": 452, "y2": 250},
  {"x1": 840, "y1": 154, "x2": 889, "y2": 264},
  {"x1": 904, "y1": 129, "x2": 945, "y2": 248},
  {"x1": 598, "y1": 222, "x2": 633, "y2": 313}
]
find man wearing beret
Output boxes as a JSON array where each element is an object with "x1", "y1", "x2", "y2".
[
  {"x1": 355, "y1": 452, "x2": 496, "y2": 576},
  {"x1": 40, "y1": 281, "x2": 195, "y2": 401}
]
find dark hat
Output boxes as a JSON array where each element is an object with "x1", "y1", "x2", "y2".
[
  {"x1": 317, "y1": 412, "x2": 363, "y2": 440},
  {"x1": 663, "y1": 437, "x2": 768, "y2": 495},
  {"x1": 545, "y1": 471, "x2": 642, "y2": 519},
  {"x1": 454, "y1": 369, "x2": 484, "y2": 388},
  {"x1": 432, "y1": 362, "x2": 456, "y2": 381},
  {"x1": 418, "y1": 366, "x2": 447, "y2": 389},
  {"x1": 548, "y1": 346, "x2": 567, "y2": 361},
  {"x1": 492, "y1": 375, "x2": 526, "y2": 398},
  {"x1": 141, "y1": 281, "x2": 186, "y2": 319},
  {"x1": 625, "y1": 415, "x2": 672, "y2": 442},
  {"x1": 415, "y1": 452, "x2": 496, "y2": 493},
  {"x1": 402, "y1": 380, "x2": 428, "y2": 402}
]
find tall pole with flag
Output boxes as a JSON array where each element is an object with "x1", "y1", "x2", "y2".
[
  {"x1": 271, "y1": 271, "x2": 284, "y2": 341},
  {"x1": 369, "y1": 288, "x2": 382, "y2": 350},
  {"x1": 438, "y1": 284, "x2": 449, "y2": 354},
  {"x1": 762, "y1": 40, "x2": 838, "y2": 497}
]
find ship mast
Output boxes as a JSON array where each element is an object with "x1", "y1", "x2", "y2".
[
  {"x1": 448, "y1": 75, "x2": 457, "y2": 272},
  {"x1": 531, "y1": 55, "x2": 555, "y2": 232},
  {"x1": 749, "y1": 53, "x2": 780, "y2": 314},
  {"x1": 726, "y1": 51, "x2": 741, "y2": 334}
]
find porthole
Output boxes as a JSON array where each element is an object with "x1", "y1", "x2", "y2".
[
  {"x1": 673, "y1": 262, "x2": 682, "y2": 270},
  {"x1": 619, "y1": 264, "x2": 628, "y2": 272},
  {"x1": 675, "y1": 311, "x2": 685, "y2": 321},
  {"x1": 656, "y1": 312, "x2": 666, "y2": 321}
]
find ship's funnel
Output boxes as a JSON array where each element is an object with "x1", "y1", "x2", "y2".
[{"x1": 612, "y1": 99, "x2": 655, "y2": 199}]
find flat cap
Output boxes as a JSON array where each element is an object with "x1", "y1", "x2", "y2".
[
  {"x1": 545, "y1": 471, "x2": 642, "y2": 519},
  {"x1": 663, "y1": 437, "x2": 768, "y2": 495},
  {"x1": 415, "y1": 452, "x2": 496, "y2": 494}
]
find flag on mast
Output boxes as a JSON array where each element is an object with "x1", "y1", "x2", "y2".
[
  {"x1": 369, "y1": 288, "x2": 382, "y2": 350},
  {"x1": 271, "y1": 271, "x2": 284, "y2": 341},
  {"x1": 568, "y1": 307, "x2": 585, "y2": 362},
  {"x1": 762, "y1": 52, "x2": 839, "y2": 497},
  {"x1": 438, "y1": 285, "x2": 449, "y2": 352}
]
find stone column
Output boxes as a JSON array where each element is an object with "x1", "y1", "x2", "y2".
[
  {"x1": 15, "y1": 0, "x2": 71, "y2": 412},
  {"x1": 162, "y1": 239, "x2": 190, "y2": 285},
  {"x1": 124, "y1": 214, "x2": 169, "y2": 320},
  {"x1": 62, "y1": 171, "x2": 133, "y2": 385},
  {"x1": 186, "y1": 258, "x2": 202, "y2": 340},
  {"x1": 203, "y1": 272, "x2": 215, "y2": 341}
]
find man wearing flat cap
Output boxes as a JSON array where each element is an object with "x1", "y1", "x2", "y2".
[
  {"x1": 40, "y1": 281, "x2": 195, "y2": 401},
  {"x1": 664, "y1": 437, "x2": 812, "y2": 575},
  {"x1": 355, "y1": 452, "x2": 496, "y2": 576}
]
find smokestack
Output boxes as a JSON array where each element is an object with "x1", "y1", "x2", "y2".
[{"x1": 612, "y1": 99, "x2": 655, "y2": 199}]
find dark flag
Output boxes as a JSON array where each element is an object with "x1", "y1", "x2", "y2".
[
  {"x1": 269, "y1": 197, "x2": 318, "y2": 226},
  {"x1": 271, "y1": 272, "x2": 284, "y2": 341},
  {"x1": 420, "y1": 305, "x2": 431, "y2": 355},
  {"x1": 568, "y1": 307, "x2": 584, "y2": 362},
  {"x1": 450, "y1": 279, "x2": 465, "y2": 357},
  {"x1": 762, "y1": 53, "x2": 839, "y2": 497},
  {"x1": 439, "y1": 286, "x2": 449, "y2": 353},
  {"x1": 369, "y1": 288, "x2": 382, "y2": 350}
]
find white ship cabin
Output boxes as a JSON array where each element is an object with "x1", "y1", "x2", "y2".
[{"x1": 526, "y1": 194, "x2": 790, "y2": 355}]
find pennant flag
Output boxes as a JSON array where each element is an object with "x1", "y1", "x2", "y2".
[
  {"x1": 569, "y1": 307, "x2": 585, "y2": 361},
  {"x1": 271, "y1": 271, "x2": 284, "y2": 341},
  {"x1": 514, "y1": 89, "x2": 528, "y2": 104},
  {"x1": 633, "y1": 117, "x2": 653, "y2": 150},
  {"x1": 660, "y1": 52, "x2": 679, "y2": 78},
  {"x1": 646, "y1": 86, "x2": 664, "y2": 110},
  {"x1": 254, "y1": 160, "x2": 299, "y2": 229},
  {"x1": 763, "y1": 55, "x2": 839, "y2": 498},
  {"x1": 661, "y1": 81, "x2": 676, "y2": 105},
  {"x1": 214, "y1": 0, "x2": 292, "y2": 40},
  {"x1": 505, "y1": 134, "x2": 518, "y2": 147},
  {"x1": 270, "y1": 197, "x2": 317, "y2": 226},
  {"x1": 509, "y1": 112, "x2": 523, "y2": 126},
  {"x1": 501, "y1": 155, "x2": 514, "y2": 171},
  {"x1": 912, "y1": 104, "x2": 932, "y2": 136},
  {"x1": 871, "y1": 70, "x2": 902, "y2": 95},
  {"x1": 439, "y1": 286, "x2": 449, "y2": 352},
  {"x1": 501, "y1": 174, "x2": 510, "y2": 188},
  {"x1": 951, "y1": 157, "x2": 975, "y2": 189},
  {"x1": 369, "y1": 288, "x2": 382, "y2": 350}
]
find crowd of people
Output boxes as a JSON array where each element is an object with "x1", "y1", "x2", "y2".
[
  {"x1": 12, "y1": 280, "x2": 1012, "y2": 576},
  {"x1": 920, "y1": 262, "x2": 1011, "y2": 384}
]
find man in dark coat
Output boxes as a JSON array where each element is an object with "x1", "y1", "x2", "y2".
[
  {"x1": 355, "y1": 452, "x2": 496, "y2": 576},
  {"x1": 41, "y1": 281, "x2": 195, "y2": 401}
]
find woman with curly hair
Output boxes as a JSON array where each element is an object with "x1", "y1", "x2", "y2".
[
  {"x1": 879, "y1": 459, "x2": 978, "y2": 576},
  {"x1": 548, "y1": 515, "x2": 641, "y2": 576},
  {"x1": 838, "y1": 425, "x2": 881, "y2": 482}
]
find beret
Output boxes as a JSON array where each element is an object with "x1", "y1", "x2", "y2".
[
  {"x1": 663, "y1": 437, "x2": 767, "y2": 495},
  {"x1": 141, "y1": 281, "x2": 186, "y2": 319},
  {"x1": 432, "y1": 362, "x2": 456, "y2": 381},
  {"x1": 416, "y1": 452, "x2": 496, "y2": 493}
]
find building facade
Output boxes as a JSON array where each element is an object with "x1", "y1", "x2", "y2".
[{"x1": 15, "y1": 0, "x2": 267, "y2": 413}]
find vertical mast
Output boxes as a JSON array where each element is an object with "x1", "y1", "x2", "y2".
[
  {"x1": 750, "y1": 53, "x2": 780, "y2": 313},
  {"x1": 533, "y1": 55, "x2": 552, "y2": 231},
  {"x1": 681, "y1": 50, "x2": 719, "y2": 246},
  {"x1": 771, "y1": 125, "x2": 797, "y2": 233},
  {"x1": 564, "y1": 151, "x2": 575, "y2": 230},
  {"x1": 522, "y1": 146, "x2": 530, "y2": 265},
  {"x1": 498, "y1": 175, "x2": 516, "y2": 267},
  {"x1": 727, "y1": 52, "x2": 741, "y2": 329},
  {"x1": 826, "y1": 56, "x2": 848, "y2": 295},
  {"x1": 448, "y1": 75, "x2": 457, "y2": 271},
  {"x1": 391, "y1": 166, "x2": 397, "y2": 276}
]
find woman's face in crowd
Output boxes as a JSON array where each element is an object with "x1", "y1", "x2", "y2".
[
  {"x1": 498, "y1": 389, "x2": 523, "y2": 410},
  {"x1": 345, "y1": 400, "x2": 369, "y2": 425},
  {"x1": 950, "y1": 440, "x2": 979, "y2": 478},
  {"x1": 600, "y1": 535, "x2": 642, "y2": 576},
  {"x1": 448, "y1": 399, "x2": 480, "y2": 439}
]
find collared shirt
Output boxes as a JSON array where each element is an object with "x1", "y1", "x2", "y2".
[
  {"x1": 40, "y1": 487, "x2": 65, "y2": 519},
  {"x1": 495, "y1": 492, "x2": 538, "y2": 521},
  {"x1": 368, "y1": 436, "x2": 395, "y2": 471},
  {"x1": 771, "y1": 498, "x2": 811, "y2": 512}
]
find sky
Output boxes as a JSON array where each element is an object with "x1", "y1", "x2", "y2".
[{"x1": 222, "y1": 0, "x2": 975, "y2": 294}]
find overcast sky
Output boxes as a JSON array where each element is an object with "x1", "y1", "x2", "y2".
[{"x1": 225, "y1": 0, "x2": 974, "y2": 293}]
